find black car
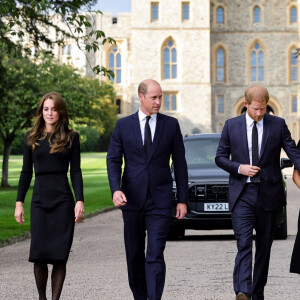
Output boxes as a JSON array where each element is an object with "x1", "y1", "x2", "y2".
[{"x1": 169, "y1": 133, "x2": 292, "y2": 240}]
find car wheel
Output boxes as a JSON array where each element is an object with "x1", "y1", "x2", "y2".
[
  {"x1": 275, "y1": 207, "x2": 287, "y2": 240},
  {"x1": 167, "y1": 224, "x2": 185, "y2": 240}
]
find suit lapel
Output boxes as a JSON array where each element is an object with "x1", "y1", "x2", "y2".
[
  {"x1": 147, "y1": 113, "x2": 164, "y2": 161},
  {"x1": 239, "y1": 114, "x2": 250, "y2": 164},
  {"x1": 259, "y1": 114, "x2": 271, "y2": 161}
]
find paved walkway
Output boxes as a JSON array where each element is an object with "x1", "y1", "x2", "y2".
[{"x1": 1, "y1": 206, "x2": 300, "y2": 299}]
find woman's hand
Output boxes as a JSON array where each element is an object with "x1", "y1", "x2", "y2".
[
  {"x1": 75, "y1": 201, "x2": 85, "y2": 223},
  {"x1": 14, "y1": 201, "x2": 25, "y2": 225}
]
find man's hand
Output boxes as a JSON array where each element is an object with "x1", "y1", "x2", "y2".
[
  {"x1": 14, "y1": 201, "x2": 25, "y2": 225},
  {"x1": 240, "y1": 164, "x2": 260, "y2": 177},
  {"x1": 113, "y1": 191, "x2": 127, "y2": 207},
  {"x1": 176, "y1": 203, "x2": 187, "y2": 220}
]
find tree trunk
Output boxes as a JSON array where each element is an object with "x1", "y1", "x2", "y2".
[{"x1": 1, "y1": 140, "x2": 12, "y2": 187}]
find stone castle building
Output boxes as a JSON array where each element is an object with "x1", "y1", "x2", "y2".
[{"x1": 44, "y1": 0, "x2": 300, "y2": 138}]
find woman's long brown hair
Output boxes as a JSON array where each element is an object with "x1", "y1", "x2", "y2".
[{"x1": 27, "y1": 92, "x2": 73, "y2": 153}]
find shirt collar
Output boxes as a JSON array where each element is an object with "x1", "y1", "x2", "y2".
[
  {"x1": 245, "y1": 111, "x2": 264, "y2": 127},
  {"x1": 138, "y1": 109, "x2": 157, "y2": 122}
]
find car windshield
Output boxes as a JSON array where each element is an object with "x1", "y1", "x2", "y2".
[{"x1": 184, "y1": 137, "x2": 220, "y2": 169}]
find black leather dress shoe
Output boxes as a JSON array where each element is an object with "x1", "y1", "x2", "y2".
[{"x1": 236, "y1": 292, "x2": 251, "y2": 300}]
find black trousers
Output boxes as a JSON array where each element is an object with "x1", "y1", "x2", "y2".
[
  {"x1": 231, "y1": 183, "x2": 279, "y2": 300},
  {"x1": 122, "y1": 193, "x2": 171, "y2": 300}
]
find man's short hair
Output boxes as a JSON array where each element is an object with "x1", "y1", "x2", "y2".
[
  {"x1": 138, "y1": 79, "x2": 161, "y2": 96},
  {"x1": 245, "y1": 86, "x2": 269, "y2": 104},
  {"x1": 138, "y1": 81, "x2": 148, "y2": 96}
]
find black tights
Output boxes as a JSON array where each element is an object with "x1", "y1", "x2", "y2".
[{"x1": 34, "y1": 262, "x2": 66, "y2": 300}]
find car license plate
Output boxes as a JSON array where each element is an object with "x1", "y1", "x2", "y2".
[{"x1": 204, "y1": 203, "x2": 229, "y2": 211}]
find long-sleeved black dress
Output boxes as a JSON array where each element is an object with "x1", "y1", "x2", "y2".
[{"x1": 16, "y1": 131, "x2": 84, "y2": 264}]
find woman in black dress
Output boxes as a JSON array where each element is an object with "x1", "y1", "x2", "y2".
[{"x1": 14, "y1": 92, "x2": 84, "y2": 300}]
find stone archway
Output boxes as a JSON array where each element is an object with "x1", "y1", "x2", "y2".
[{"x1": 234, "y1": 96, "x2": 282, "y2": 117}]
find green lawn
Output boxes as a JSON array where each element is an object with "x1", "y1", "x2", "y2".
[{"x1": 0, "y1": 153, "x2": 113, "y2": 242}]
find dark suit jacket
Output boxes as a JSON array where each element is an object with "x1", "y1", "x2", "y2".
[
  {"x1": 215, "y1": 113, "x2": 300, "y2": 212},
  {"x1": 107, "y1": 112, "x2": 189, "y2": 210}
]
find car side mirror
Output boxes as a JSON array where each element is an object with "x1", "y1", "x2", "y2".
[{"x1": 280, "y1": 158, "x2": 293, "y2": 170}]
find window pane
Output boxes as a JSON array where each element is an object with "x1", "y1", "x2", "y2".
[
  {"x1": 217, "y1": 49, "x2": 224, "y2": 66},
  {"x1": 217, "y1": 67, "x2": 224, "y2": 82},
  {"x1": 172, "y1": 48, "x2": 177, "y2": 63},
  {"x1": 218, "y1": 96, "x2": 224, "y2": 113},
  {"x1": 291, "y1": 7, "x2": 297, "y2": 23},
  {"x1": 168, "y1": 40, "x2": 173, "y2": 47},
  {"x1": 109, "y1": 74, "x2": 114, "y2": 83},
  {"x1": 254, "y1": 7, "x2": 260, "y2": 23},
  {"x1": 258, "y1": 67, "x2": 264, "y2": 81},
  {"x1": 291, "y1": 51, "x2": 297, "y2": 65},
  {"x1": 117, "y1": 53, "x2": 121, "y2": 68},
  {"x1": 109, "y1": 53, "x2": 114, "y2": 68},
  {"x1": 254, "y1": 43, "x2": 260, "y2": 50},
  {"x1": 217, "y1": 7, "x2": 224, "y2": 23},
  {"x1": 68, "y1": 44, "x2": 72, "y2": 55},
  {"x1": 164, "y1": 48, "x2": 170, "y2": 63},
  {"x1": 292, "y1": 96, "x2": 297, "y2": 112},
  {"x1": 251, "y1": 67, "x2": 256, "y2": 81},
  {"x1": 172, "y1": 65, "x2": 177, "y2": 78},
  {"x1": 183, "y1": 4, "x2": 189, "y2": 20},
  {"x1": 258, "y1": 51, "x2": 264, "y2": 66},
  {"x1": 172, "y1": 95, "x2": 177, "y2": 110},
  {"x1": 251, "y1": 51, "x2": 256, "y2": 66},
  {"x1": 62, "y1": 45, "x2": 67, "y2": 55},
  {"x1": 165, "y1": 94, "x2": 170, "y2": 110},
  {"x1": 152, "y1": 4, "x2": 158, "y2": 20},
  {"x1": 291, "y1": 67, "x2": 298, "y2": 81},
  {"x1": 116, "y1": 99, "x2": 121, "y2": 114},
  {"x1": 116, "y1": 70, "x2": 121, "y2": 83},
  {"x1": 164, "y1": 65, "x2": 170, "y2": 79},
  {"x1": 112, "y1": 46, "x2": 118, "y2": 53}
]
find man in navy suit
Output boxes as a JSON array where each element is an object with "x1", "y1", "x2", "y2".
[
  {"x1": 107, "y1": 79, "x2": 188, "y2": 300},
  {"x1": 215, "y1": 86, "x2": 300, "y2": 300}
]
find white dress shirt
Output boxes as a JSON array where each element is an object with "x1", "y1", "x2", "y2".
[
  {"x1": 239, "y1": 112, "x2": 264, "y2": 182},
  {"x1": 138, "y1": 109, "x2": 157, "y2": 144}
]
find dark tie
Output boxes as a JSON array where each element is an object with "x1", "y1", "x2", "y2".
[
  {"x1": 251, "y1": 121, "x2": 259, "y2": 182},
  {"x1": 144, "y1": 116, "x2": 152, "y2": 157}
]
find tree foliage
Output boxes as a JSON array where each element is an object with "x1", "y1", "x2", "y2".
[
  {"x1": 0, "y1": 51, "x2": 117, "y2": 187},
  {"x1": 0, "y1": 0, "x2": 115, "y2": 77}
]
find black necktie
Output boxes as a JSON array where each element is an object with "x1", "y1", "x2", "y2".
[
  {"x1": 144, "y1": 116, "x2": 152, "y2": 157},
  {"x1": 251, "y1": 121, "x2": 259, "y2": 182}
]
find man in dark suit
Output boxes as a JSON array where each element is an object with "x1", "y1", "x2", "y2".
[
  {"x1": 107, "y1": 79, "x2": 188, "y2": 300},
  {"x1": 215, "y1": 86, "x2": 300, "y2": 300}
]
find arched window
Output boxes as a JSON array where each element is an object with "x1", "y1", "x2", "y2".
[
  {"x1": 217, "y1": 7, "x2": 224, "y2": 24},
  {"x1": 251, "y1": 43, "x2": 264, "y2": 81},
  {"x1": 182, "y1": 2, "x2": 189, "y2": 20},
  {"x1": 162, "y1": 39, "x2": 177, "y2": 79},
  {"x1": 163, "y1": 93, "x2": 177, "y2": 111},
  {"x1": 216, "y1": 48, "x2": 225, "y2": 82},
  {"x1": 292, "y1": 96, "x2": 298, "y2": 113},
  {"x1": 151, "y1": 2, "x2": 159, "y2": 21},
  {"x1": 291, "y1": 6, "x2": 297, "y2": 23},
  {"x1": 108, "y1": 45, "x2": 121, "y2": 84},
  {"x1": 290, "y1": 48, "x2": 298, "y2": 81},
  {"x1": 253, "y1": 6, "x2": 260, "y2": 23},
  {"x1": 116, "y1": 98, "x2": 122, "y2": 114}
]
